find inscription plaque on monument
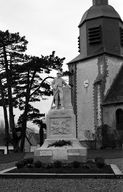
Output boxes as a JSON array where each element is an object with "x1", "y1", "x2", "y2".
[
  {"x1": 53, "y1": 149, "x2": 68, "y2": 160},
  {"x1": 40, "y1": 150, "x2": 52, "y2": 156},
  {"x1": 50, "y1": 117, "x2": 71, "y2": 135}
]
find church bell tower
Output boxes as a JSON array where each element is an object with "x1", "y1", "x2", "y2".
[
  {"x1": 68, "y1": 0, "x2": 123, "y2": 147},
  {"x1": 78, "y1": 0, "x2": 123, "y2": 58}
]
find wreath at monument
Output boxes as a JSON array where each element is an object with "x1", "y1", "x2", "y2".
[{"x1": 47, "y1": 140, "x2": 72, "y2": 148}]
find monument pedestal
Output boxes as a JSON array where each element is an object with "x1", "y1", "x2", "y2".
[
  {"x1": 34, "y1": 108, "x2": 87, "y2": 163},
  {"x1": 34, "y1": 87, "x2": 87, "y2": 163}
]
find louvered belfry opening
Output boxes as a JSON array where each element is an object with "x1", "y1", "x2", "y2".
[
  {"x1": 88, "y1": 26, "x2": 102, "y2": 45},
  {"x1": 120, "y1": 28, "x2": 123, "y2": 46},
  {"x1": 93, "y1": 0, "x2": 108, "y2": 5}
]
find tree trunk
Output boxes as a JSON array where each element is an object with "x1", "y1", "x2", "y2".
[
  {"x1": 0, "y1": 78, "x2": 9, "y2": 153},
  {"x1": 20, "y1": 70, "x2": 37, "y2": 152},
  {"x1": 20, "y1": 104, "x2": 29, "y2": 152},
  {"x1": 3, "y1": 106, "x2": 9, "y2": 153},
  {"x1": 39, "y1": 127, "x2": 44, "y2": 146},
  {"x1": 20, "y1": 71, "x2": 30, "y2": 152},
  {"x1": 3, "y1": 45, "x2": 16, "y2": 150}
]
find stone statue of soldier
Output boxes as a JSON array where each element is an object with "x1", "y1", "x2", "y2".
[{"x1": 51, "y1": 70, "x2": 68, "y2": 109}]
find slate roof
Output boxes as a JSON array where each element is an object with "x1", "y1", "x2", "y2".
[
  {"x1": 103, "y1": 65, "x2": 123, "y2": 105},
  {"x1": 67, "y1": 53, "x2": 123, "y2": 65},
  {"x1": 79, "y1": 4, "x2": 121, "y2": 27}
]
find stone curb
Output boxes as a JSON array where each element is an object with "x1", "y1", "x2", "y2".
[
  {"x1": 110, "y1": 164, "x2": 123, "y2": 175},
  {"x1": 0, "y1": 164, "x2": 122, "y2": 179}
]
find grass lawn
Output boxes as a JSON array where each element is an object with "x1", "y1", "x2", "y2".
[
  {"x1": 0, "y1": 149, "x2": 123, "y2": 164},
  {"x1": 0, "y1": 152, "x2": 25, "y2": 163}
]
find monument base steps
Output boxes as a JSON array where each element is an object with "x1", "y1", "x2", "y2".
[{"x1": 34, "y1": 139, "x2": 87, "y2": 163}]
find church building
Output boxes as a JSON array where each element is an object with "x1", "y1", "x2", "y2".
[{"x1": 68, "y1": 0, "x2": 123, "y2": 147}]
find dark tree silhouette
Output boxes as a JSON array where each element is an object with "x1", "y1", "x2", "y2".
[
  {"x1": 0, "y1": 30, "x2": 28, "y2": 151},
  {"x1": 0, "y1": 30, "x2": 65, "y2": 152},
  {"x1": 14, "y1": 52, "x2": 65, "y2": 151}
]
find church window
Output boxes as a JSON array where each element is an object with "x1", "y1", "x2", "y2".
[
  {"x1": 116, "y1": 108, "x2": 123, "y2": 130},
  {"x1": 88, "y1": 26, "x2": 102, "y2": 45},
  {"x1": 120, "y1": 28, "x2": 123, "y2": 46}
]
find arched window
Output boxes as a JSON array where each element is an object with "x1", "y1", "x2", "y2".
[{"x1": 116, "y1": 109, "x2": 123, "y2": 130}]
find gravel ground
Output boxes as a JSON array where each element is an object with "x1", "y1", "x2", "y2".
[
  {"x1": 0, "y1": 178, "x2": 123, "y2": 192},
  {"x1": 0, "y1": 154, "x2": 123, "y2": 192}
]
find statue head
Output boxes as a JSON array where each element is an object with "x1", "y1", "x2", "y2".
[{"x1": 57, "y1": 70, "x2": 62, "y2": 77}]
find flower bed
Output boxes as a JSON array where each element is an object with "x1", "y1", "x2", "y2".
[{"x1": 7, "y1": 157, "x2": 113, "y2": 174}]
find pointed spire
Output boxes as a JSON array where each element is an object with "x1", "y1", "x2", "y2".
[{"x1": 93, "y1": 0, "x2": 108, "y2": 5}]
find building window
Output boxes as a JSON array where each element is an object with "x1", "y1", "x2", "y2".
[
  {"x1": 120, "y1": 28, "x2": 123, "y2": 46},
  {"x1": 116, "y1": 108, "x2": 123, "y2": 130},
  {"x1": 88, "y1": 26, "x2": 102, "y2": 45}
]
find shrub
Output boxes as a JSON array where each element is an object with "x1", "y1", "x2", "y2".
[
  {"x1": 46, "y1": 163, "x2": 53, "y2": 169},
  {"x1": 26, "y1": 158, "x2": 34, "y2": 164},
  {"x1": 100, "y1": 124, "x2": 121, "y2": 149},
  {"x1": 34, "y1": 160, "x2": 42, "y2": 168},
  {"x1": 71, "y1": 161, "x2": 81, "y2": 168},
  {"x1": 54, "y1": 161, "x2": 62, "y2": 168},
  {"x1": 95, "y1": 157, "x2": 105, "y2": 168},
  {"x1": 23, "y1": 158, "x2": 34, "y2": 165},
  {"x1": 86, "y1": 160, "x2": 96, "y2": 169},
  {"x1": 86, "y1": 160, "x2": 94, "y2": 164},
  {"x1": 15, "y1": 160, "x2": 25, "y2": 169},
  {"x1": 82, "y1": 163, "x2": 91, "y2": 169},
  {"x1": 63, "y1": 163, "x2": 71, "y2": 168}
]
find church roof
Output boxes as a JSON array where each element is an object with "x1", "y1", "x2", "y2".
[
  {"x1": 67, "y1": 53, "x2": 123, "y2": 65},
  {"x1": 79, "y1": 4, "x2": 121, "y2": 27},
  {"x1": 68, "y1": 0, "x2": 123, "y2": 65},
  {"x1": 103, "y1": 65, "x2": 123, "y2": 105},
  {"x1": 68, "y1": 54, "x2": 82, "y2": 64}
]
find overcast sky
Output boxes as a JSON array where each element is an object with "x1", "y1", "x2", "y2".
[
  {"x1": 0, "y1": 0, "x2": 123, "y2": 123},
  {"x1": 1, "y1": 0, "x2": 123, "y2": 64}
]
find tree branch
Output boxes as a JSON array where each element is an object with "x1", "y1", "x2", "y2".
[{"x1": 30, "y1": 76, "x2": 54, "y2": 97}]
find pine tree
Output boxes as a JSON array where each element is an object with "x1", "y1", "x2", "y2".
[
  {"x1": 0, "y1": 30, "x2": 65, "y2": 152},
  {"x1": 0, "y1": 30, "x2": 28, "y2": 151},
  {"x1": 14, "y1": 52, "x2": 65, "y2": 151}
]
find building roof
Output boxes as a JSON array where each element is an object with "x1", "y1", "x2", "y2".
[
  {"x1": 79, "y1": 3, "x2": 121, "y2": 27},
  {"x1": 67, "y1": 53, "x2": 123, "y2": 65},
  {"x1": 68, "y1": 0, "x2": 123, "y2": 65},
  {"x1": 103, "y1": 65, "x2": 123, "y2": 105}
]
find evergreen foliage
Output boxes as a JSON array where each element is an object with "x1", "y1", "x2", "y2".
[{"x1": 0, "y1": 30, "x2": 65, "y2": 152}]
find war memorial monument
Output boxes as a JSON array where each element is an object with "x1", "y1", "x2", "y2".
[{"x1": 34, "y1": 70, "x2": 87, "y2": 163}]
